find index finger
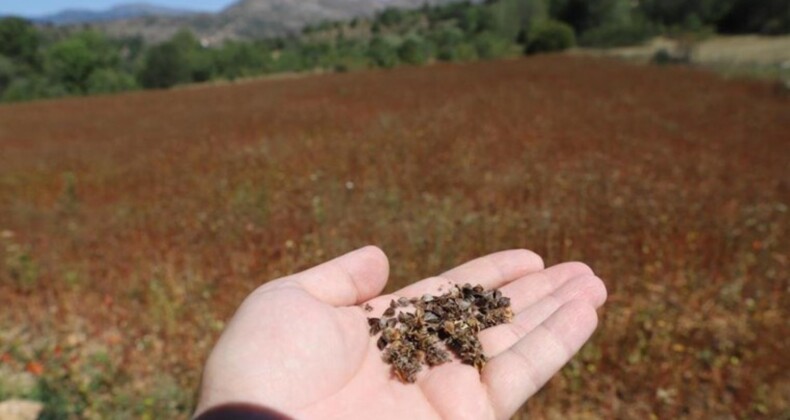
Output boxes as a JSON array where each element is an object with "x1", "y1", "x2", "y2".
[
  {"x1": 396, "y1": 249, "x2": 544, "y2": 298},
  {"x1": 364, "y1": 250, "x2": 543, "y2": 314}
]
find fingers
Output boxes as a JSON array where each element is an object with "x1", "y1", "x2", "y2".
[
  {"x1": 395, "y1": 249, "x2": 545, "y2": 298},
  {"x1": 482, "y1": 301, "x2": 599, "y2": 419},
  {"x1": 275, "y1": 246, "x2": 390, "y2": 307},
  {"x1": 479, "y1": 273, "x2": 606, "y2": 357},
  {"x1": 441, "y1": 249, "x2": 545, "y2": 289},
  {"x1": 501, "y1": 262, "x2": 594, "y2": 314}
]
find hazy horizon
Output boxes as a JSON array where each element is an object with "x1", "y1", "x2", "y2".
[{"x1": 0, "y1": 0, "x2": 235, "y2": 17}]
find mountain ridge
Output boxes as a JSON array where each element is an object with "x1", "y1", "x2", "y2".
[
  {"x1": 29, "y1": 3, "x2": 201, "y2": 25},
  {"x1": 44, "y1": 0, "x2": 467, "y2": 43}
]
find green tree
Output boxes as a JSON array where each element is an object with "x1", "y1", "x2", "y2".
[
  {"x1": 489, "y1": 0, "x2": 549, "y2": 41},
  {"x1": 169, "y1": 30, "x2": 215, "y2": 82},
  {"x1": 473, "y1": 32, "x2": 512, "y2": 59},
  {"x1": 86, "y1": 68, "x2": 137, "y2": 94},
  {"x1": 298, "y1": 42, "x2": 335, "y2": 70},
  {"x1": 272, "y1": 46, "x2": 306, "y2": 73},
  {"x1": 550, "y1": 0, "x2": 631, "y2": 34},
  {"x1": 425, "y1": 1, "x2": 470, "y2": 24},
  {"x1": 637, "y1": 0, "x2": 733, "y2": 28},
  {"x1": 579, "y1": 15, "x2": 657, "y2": 47},
  {"x1": 45, "y1": 31, "x2": 119, "y2": 94},
  {"x1": 477, "y1": 7, "x2": 499, "y2": 33},
  {"x1": 190, "y1": 48, "x2": 216, "y2": 82},
  {"x1": 2, "y1": 75, "x2": 66, "y2": 102},
  {"x1": 379, "y1": 8, "x2": 406, "y2": 27},
  {"x1": 138, "y1": 42, "x2": 192, "y2": 88},
  {"x1": 367, "y1": 37, "x2": 399, "y2": 68},
  {"x1": 431, "y1": 27, "x2": 465, "y2": 61},
  {"x1": 525, "y1": 19, "x2": 576, "y2": 54},
  {"x1": 333, "y1": 39, "x2": 370, "y2": 72},
  {"x1": 214, "y1": 42, "x2": 271, "y2": 80},
  {"x1": 116, "y1": 36, "x2": 147, "y2": 75},
  {"x1": 460, "y1": 7, "x2": 482, "y2": 33},
  {"x1": 460, "y1": 6, "x2": 498, "y2": 34},
  {"x1": 454, "y1": 42, "x2": 479, "y2": 61},
  {"x1": 717, "y1": 0, "x2": 790, "y2": 34},
  {"x1": 138, "y1": 31, "x2": 210, "y2": 88},
  {"x1": 397, "y1": 37, "x2": 429, "y2": 65},
  {"x1": 0, "y1": 55, "x2": 16, "y2": 93},
  {"x1": 0, "y1": 17, "x2": 40, "y2": 68}
]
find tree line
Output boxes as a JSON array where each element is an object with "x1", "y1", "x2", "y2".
[{"x1": 1, "y1": 0, "x2": 787, "y2": 103}]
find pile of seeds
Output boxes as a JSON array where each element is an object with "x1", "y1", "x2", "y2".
[{"x1": 366, "y1": 283, "x2": 513, "y2": 383}]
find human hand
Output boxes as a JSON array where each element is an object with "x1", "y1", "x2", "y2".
[{"x1": 194, "y1": 246, "x2": 606, "y2": 419}]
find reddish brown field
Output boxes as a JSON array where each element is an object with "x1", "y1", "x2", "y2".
[{"x1": 1, "y1": 56, "x2": 788, "y2": 418}]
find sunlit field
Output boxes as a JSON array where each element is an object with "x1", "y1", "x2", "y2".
[{"x1": 1, "y1": 55, "x2": 788, "y2": 418}]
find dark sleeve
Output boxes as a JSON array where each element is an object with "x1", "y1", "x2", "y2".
[{"x1": 194, "y1": 403, "x2": 295, "y2": 420}]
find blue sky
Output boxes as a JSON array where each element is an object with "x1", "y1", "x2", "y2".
[{"x1": 0, "y1": 1, "x2": 236, "y2": 17}]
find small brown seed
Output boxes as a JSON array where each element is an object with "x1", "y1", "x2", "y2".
[
  {"x1": 368, "y1": 317, "x2": 382, "y2": 334},
  {"x1": 368, "y1": 283, "x2": 512, "y2": 383}
]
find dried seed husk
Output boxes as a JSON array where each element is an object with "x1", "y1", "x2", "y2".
[
  {"x1": 368, "y1": 283, "x2": 512, "y2": 383},
  {"x1": 368, "y1": 317, "x2": 382, "y2": 334}
]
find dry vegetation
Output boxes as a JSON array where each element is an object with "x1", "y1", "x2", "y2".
[
  {"x1": 0, "y1": 55, "x2": 788, "y2": 418},
  {"x1": 575, "y1": 35, "x2": 790, "y2": 81},
  {"x1": 577, "y1": 35, "x2": 790, "y2": 64}
]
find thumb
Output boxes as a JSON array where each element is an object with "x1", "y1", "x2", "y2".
[{"x1": 278, "y1": 245, "x2": 390, "y2": 306}]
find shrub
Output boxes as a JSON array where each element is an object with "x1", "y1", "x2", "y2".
[
  {"x1": 652, "y1": 48, "x2": 673, "y2": 65},
  {"x1": 431, "y1": 27, "x2": 464, "y2": 61},
  {"x1": 332, "y1": 55, "x2": 369, "y2": 73},
  {"x1": 525, "y1": 20, "x2": 576, "y2": 54},
  {"x1": 189, "y1": 48, "x2": 216, "y2": 82},
  {"x1": 272, "y1": 47, "x2": 306, "y2": 73},
  {"x1": 368, "y1": 37, "x2": 399, "y2": 68},
  {"x1": 2, "y1": 233, "x2": 39, "y2": 292},
  {"x1": 86, "y1": 69, "x2": 137, "y2": 94},
  {"x1": 453, "y1": 43, "x2": 479, "y2": 61},
  {"x1": 138, "y1": 30, "x2": 212, "y2": 88},
  {"x1": 1, "y1": 76, "x2": 66, "y2": 102},
  {"x1": 473, "y1": 32, "x2": 513, "y2": 59},
  {"x1": 138, "y1": 42, "x2": 192, "y2": 89},
  {"x1": 0, "y1": 54, "x2": 15, "y2": 92},
  {"x1": 651, "y1": 47, "x2": 692, "y2": 66},
  {"x1": 489, "y1": 0, "x2": 548, "y2": 41},
  {"x1": 379, "y1": 8, "x2": 407, "y2": 27},
  {"x1": 0, "y1": 17, "x2": 40, "y2": 67},
  {"x1": 397, "y1": 37, "x2": 429, "y2": 65},
  {"x1": 214, "y1": 42, "x2": 271, "y2": 80},
  {"x1": 580, "y1": 19, "x2": 658, "y2": 48}
]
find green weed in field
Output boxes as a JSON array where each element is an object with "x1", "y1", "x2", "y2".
[{"x1": 1, "y1": 231, "x2": 39, "y2": 291}]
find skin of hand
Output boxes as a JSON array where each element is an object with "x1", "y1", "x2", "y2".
[{"x1": 194, "y1": 246, "x2": 607, "y2": 420}]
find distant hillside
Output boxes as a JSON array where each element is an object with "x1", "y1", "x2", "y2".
[
  {"x1": 82, "y1": 0, "x2": 470, "y2": 44},
  {"x1": 31, "y1": 3, "x2": 199, "y2": 25}
]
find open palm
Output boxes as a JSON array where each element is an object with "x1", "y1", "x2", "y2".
[{"x1": 195, "y1": 246, "x2": 606, "y2": 420}]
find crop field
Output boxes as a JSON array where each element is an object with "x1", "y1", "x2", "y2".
[{"x1": 0, "y1": 56, "x2": 788, "y2": 418}]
